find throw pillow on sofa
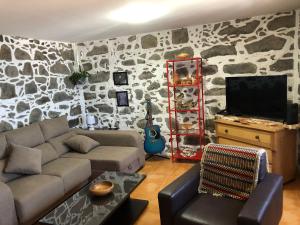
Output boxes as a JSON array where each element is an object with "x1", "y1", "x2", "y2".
[
  {"x1": 65, "y1": 135, "x2": 100, "y2": 153},
  {"x1": 5, "y1": 144, "x2": 42, "y2": 175}
]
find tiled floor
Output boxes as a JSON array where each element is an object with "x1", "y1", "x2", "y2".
[{"x1": 131, "y1": 157, "x2": 300, "y2": 225}]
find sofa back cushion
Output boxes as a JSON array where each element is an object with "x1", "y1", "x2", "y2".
[
  {"x1": 0, "y1": 134, "x2": 8, "y2": 159},
  {"x1": 35, "y1": 143, "x2": 59, "y2": 165},
  {"x1": 5, "y1": 123, "x2": 45, "y2": 148},
  {"x1": 0, "y1": 159, "x2": 21, "y2": 183},
  {"x1": 39, "y1": 116, "x2": 69, "y2": 141},
  {"x1": 48, "y1": 131, "x2": 75, "y2": 156}
]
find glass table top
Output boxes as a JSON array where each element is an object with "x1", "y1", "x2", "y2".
[{"x1": 39, "y1": 171, "x2": 145, "y2": 225}]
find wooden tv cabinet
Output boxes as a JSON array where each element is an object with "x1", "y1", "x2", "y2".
[{"x1": 215, "y1": 116, "x2": 297, "y2": 183}]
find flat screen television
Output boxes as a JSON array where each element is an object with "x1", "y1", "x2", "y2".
[{"x1": 225, "y1": 75, "x2": 287, "y2": 121}]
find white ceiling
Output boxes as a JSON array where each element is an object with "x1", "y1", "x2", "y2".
[{"x1": 0, "y1": 0, "x2": 299, "y2": 42}]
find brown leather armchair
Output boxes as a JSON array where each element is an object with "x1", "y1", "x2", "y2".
[{"x1": 158, "y1": 156, "x2": 283, "y2": 225}]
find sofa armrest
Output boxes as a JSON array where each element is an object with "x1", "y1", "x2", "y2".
[
  {"x1": 158, "y1": 164, "x2": 200, "y2": 225},
  {"x1": 75, "y1": 129, "x2": 144, "y2": 151},
  {"x1": 238, "y1": 173, "x2": 283, "y2": 225},
  {"x1": 0, "y1": 182, "x2": 18, "y2": 225}
]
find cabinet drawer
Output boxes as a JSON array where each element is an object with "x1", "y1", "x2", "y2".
[
  {"x1": 216, "y1": 124, "x2": 272, "y2": 148},
  {"x1": 217, "y1": 137, "x2": 272, "y2": 164}
]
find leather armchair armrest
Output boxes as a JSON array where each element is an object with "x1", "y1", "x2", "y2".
[
  {"x1": 238, "y1": 173, "x2": 283, "y2": 225},
  {"x1": 0, "y1": 182, "x2": 18, "y2": 225},
  {"x1": 158, "y1": 164, "x2": 200, "y2": 225}
]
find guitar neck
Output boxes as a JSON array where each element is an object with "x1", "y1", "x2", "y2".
[
  {"x1": 145, "y1": 99, "x2": 154, "y2": 127},
  {"x1": 146, "y1": 118, "x2": 153, "y2": 127}
]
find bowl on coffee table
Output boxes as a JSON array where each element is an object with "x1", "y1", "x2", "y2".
[{"x1": 89, "y1": 181, "x2": 114, "y2": 196}]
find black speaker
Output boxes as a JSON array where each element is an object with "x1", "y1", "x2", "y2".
[{"x1": 286, "y1": 103, "x2": 298, "y2": 125}]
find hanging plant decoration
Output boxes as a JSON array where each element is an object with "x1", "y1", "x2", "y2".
[{"x1": 69, "y1": 66, "x2": 90, "y2": 85}]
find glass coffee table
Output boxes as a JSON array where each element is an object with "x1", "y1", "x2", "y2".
[{"x1": 38, "y1": 171, "x2": 147, "y2": 225}]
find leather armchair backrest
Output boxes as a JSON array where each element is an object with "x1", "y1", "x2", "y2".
[{"x1": 258, "y1": 151, "x2": 268, "y2": 183}]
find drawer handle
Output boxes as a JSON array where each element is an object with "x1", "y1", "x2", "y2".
[
  {"x1": 225, "y1": 129, "x2": 228, "y2": 133},
  {"x1": 255, "y1": 135, "x2": 260, "y2": 140}
]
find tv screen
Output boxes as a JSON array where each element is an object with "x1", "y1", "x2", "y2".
[{"x1": 226, "y1": 75, "x2": 287, "y2": 120}]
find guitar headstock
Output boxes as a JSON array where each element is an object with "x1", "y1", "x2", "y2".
[{"x1": 145, "y1": 97, "x2": 153, "y2": 124}]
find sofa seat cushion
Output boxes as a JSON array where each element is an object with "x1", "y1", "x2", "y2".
[
  {"x1": 47, "y1": 131, "x2": 75, "y2": 156},
  {"x1": 7, "y1": 175, "x2": 64, "y2": 224},
  {"x1": 42, "y1": 158, "x2": 91, "y2": 192},
  {"x1": 61, "y1": 146, "x2": 143, "y2": 173},
  {"x1": 175, "y1": 194, "x2": 244, "y2": 225}
]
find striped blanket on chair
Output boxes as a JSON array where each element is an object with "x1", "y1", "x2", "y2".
[{"x1": 198, "y1": 143, "x2": 266, "y2": 201}]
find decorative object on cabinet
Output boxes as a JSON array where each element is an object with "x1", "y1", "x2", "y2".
[
  {"x1": 215, "y1": 116, "x2": 297, "y2": 183},
  {"x1": 166, "y1": 57, "x2": 205, "y2": 161},
  {"x1": 116, "y1": 91, "x2": 129, "y2": 107},
  {"x1": 113, "y1": 71, "x2": 128, "y2": 85}
]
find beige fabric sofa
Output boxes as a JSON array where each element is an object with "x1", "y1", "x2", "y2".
[{"x1": 0, "y1": 116, "x2": 145, "y2": 225}]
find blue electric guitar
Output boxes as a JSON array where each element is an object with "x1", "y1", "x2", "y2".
[{"x1": 144, "y1": 98, "x2": 166, "y2": 154}]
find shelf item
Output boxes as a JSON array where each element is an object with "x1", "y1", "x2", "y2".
[
  {"x1": 166, "y1": 57, "x2": 205, "y2": 161},
  {"x1": 176, "y1": 53, "x2": 190, "y2": 59},
  {"x1": 176, "y1": 99, "x2": 198, "y2": 111},
  {"x1": 181, "y1": 123, "x2": 193, "y2": 130},
  {"x1": 173, "y1": 148, "x2": 203, "y2": 161},
  {"x1": 168, "y1": 83, "x2": 200, "y2": 88},
  {"x1": 172, "y1": 127, "x2": 205, "y2": 136},
  {"x1": 170, "y1": 108, "x2": 199, "y2": 113},
  {"x1": 215, "y1": 117, "x2": 297, "y2": 183}
]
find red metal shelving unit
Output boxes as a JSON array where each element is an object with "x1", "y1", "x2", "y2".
[{"x1": 166, "y1": 57, "x2": 205, "y2": 161}]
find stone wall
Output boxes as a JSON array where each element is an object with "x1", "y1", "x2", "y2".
[
  {"x1": 0, "y1": 9, "x2": 299, "y2": 158},
  {"x1": 78, "y1": 9, "x2": 300, "y2": 156},
  {"x1": 0, "y1": 35, "x2": 83, "y2": 131}
]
